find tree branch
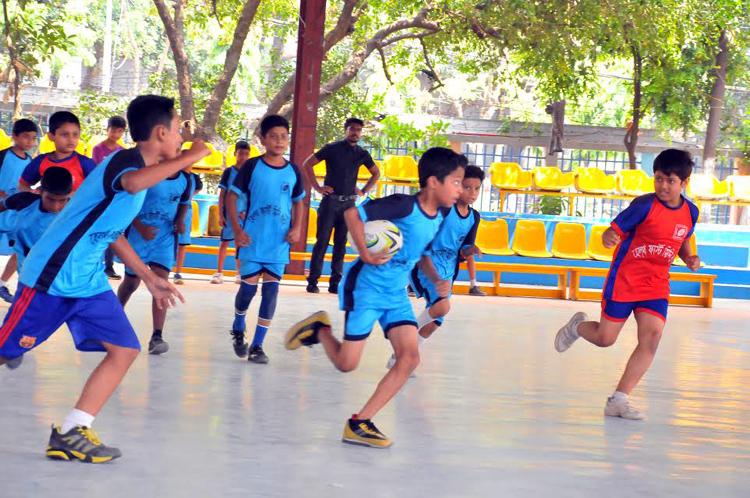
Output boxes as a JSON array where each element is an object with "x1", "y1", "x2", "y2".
[
  {"x1": 419, "y1": 37, "x2": 443, "y2": 92},
  {"x1": 153, "y1": 0, "x2": 195, "y2": 123},
  {"x1": 377, "y1": 47, "x2": 393, "y2": 84}
]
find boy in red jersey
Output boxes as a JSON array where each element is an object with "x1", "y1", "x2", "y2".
[{"x1": 555, "y1": 149, "x2": 700, "y2": 420}]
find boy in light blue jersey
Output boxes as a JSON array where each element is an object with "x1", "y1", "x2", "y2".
[
  {"x1": 0, "y1": 94, "x2": 209, "y2": 463},
  {"x1": 225, "y1": 115, "x2": 304, "y2": 364},
  {"x1": 116, "y1": 165, "x2": 192, "y2": 355},
  {"x1": 0, "y1": 167, "x2": 73, "y2": 270},
  {"x1": 0, "y1": 118, "x2": 38, "y2": 302},
  {"x1": 285, "y1": 147, "x2": 465, "y2": 448},
  {"x1": 386, "y1": 164, "x2": 484, "y2": 370},
  {"x1": 173, "y1": 170, "x2": 203, "y2": 284}
]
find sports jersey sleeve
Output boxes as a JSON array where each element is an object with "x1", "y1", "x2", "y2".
[
  {"x1": 686, "y1": 201, "x2": 700, "y2": 238},
  {"x1": 290, "y1": 163, "x2": 305, "y2": 202},
  {"x1": 362, "y1": 150, "x2": 376, "y2": 169},
  {"x1": 103, "y1": 149, "x2": 146, "y2": 194},
  {"x1": 463, "y1": 210, "x2": 481, "y2": 249},
  {"x1": 314, "y1": 143, "x2": 334, "y2": 162},
  {"x1": 358, "y1": 194, "x2": 415, "y2": 223},
  {"x1": 79, "y1": 155, "x2": 97, "y2": 177},
  {"x1": 611, "y1": 194, "x2": 654, "y2": 237},
  {"x1": 20, "y1": 155, "x2": 44, "y2": 185},
  {"x1": 0, "y1": 148, "x2": 10, "y2": 175},
  {"x1": 229, "y1": 159, "x2": 258, "y2": 197},
  {"x1": 179, "y1": 173, "x2": 192, "y2": 205},
  {"x1": 4, "y1": 192, "x2": 39, "y2": 211},
  {"x1": 218, "y1": 168, "x2": 232, "y2": 190}
]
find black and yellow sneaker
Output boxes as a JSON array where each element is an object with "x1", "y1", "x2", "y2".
[
  {"x1": 285, "y1": 311, "x2": 330, "y2": 350},
  {"x1": 45, "y1": 425, "x2": 122, "y2": 463},
  {"x1": 342, "y1": 417, "x2": 392, "y2": 448}
]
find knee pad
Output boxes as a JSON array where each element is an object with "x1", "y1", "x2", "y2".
[
  {"x1": 259, "y1": 281, "x2": 279, "y2": 320},
  {"x1": 234, "y1": 282, "x2": 257, "y2": 314}
]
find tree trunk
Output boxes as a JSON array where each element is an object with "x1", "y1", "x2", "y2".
[
  {"x1": 201, "y1": 0, "x2": 263, "y2": 140},
  {"x1": 702, "y1": 30, "x2": 729, "y2": 176},
  {"x1": 624, "y1": 46, "x2": 642, "y2": 170},
  {"x1": 153, "y1": 0, "x2": 195, "y2": 125}
]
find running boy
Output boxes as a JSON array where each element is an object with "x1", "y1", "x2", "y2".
[
  {"x1": 285, "y1": 147, "x2": 465, "y2": 448},
  {"x1": 211, "y1": 140, "x2": 251, "y2": 284},
  {"x1": 225, "y1": 116, "x2": 304, "y2": 363},
  {"x1": 386, "y1": 164, "x2": 484, "y2": 370},
  {"x1": 555, "y1": 149, "x2": 700, "y2": 420},
  {"x1": 91, "y1": 115, "x2": 127, "y2": 165},
  {"x1": 174, "y1": 169, "x2": 203, "y2": 284},
  {"x1": 0, "y1": 94, "x2": 208, "y2": 462},
  {"x1": 0, "y1": 118, "x2": 38, "y2": 302},
  {"x1": 19, "y1": 111, "x2": 96, "y2": 192},
  {"x1": 117, "y1": 162, "x2": 192, "y2": 355}
]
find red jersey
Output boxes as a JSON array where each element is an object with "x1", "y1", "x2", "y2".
[
  {"x1": 20, "y1": 152, "x2": 96, "y2": 190},
  {"x1": 604, "y1": 193, "x2": 699, "y2": 302}
]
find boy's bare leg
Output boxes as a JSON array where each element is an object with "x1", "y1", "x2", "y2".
[
  {"x1": 116, "y1": 274, "x2": 141, "y2": 306},
  {"x1": 1, "y1": 253, "x2": 17, "y2": 282},
  {"x1": 318, "y1": 326, "x2": 367, "y2": 373},
  {"x1": 217, "y1": 240, "x2": 229, "y2": 273},
  {"x1": 175, "y1": 246, "x2": 186, "y2": 274},
  {"x1": 577, "y1": 317, "x2": 626, "y2": 348},
  {"x1": 150, "y1": 266, "x2": 170, "y2": 332},
  {"x1": 615, "y1": 312, "x2": 665, "y2": 394},
  {"x1": 74, "y1": 342, "x2": 139, "y2": 416}
]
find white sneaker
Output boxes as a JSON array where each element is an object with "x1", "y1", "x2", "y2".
[
  {"x1": 604, "y1": 396, "x2": 644, "y2": 420},
  {"x1": 210, "y1": 273, "x2": 224, "y2": 284},
  {"x1": 234, "y1": 274, "x2": 241, "y2": 284},
  {"x1": 555, "y1": 311, "x2": 587, "y2": 352}
]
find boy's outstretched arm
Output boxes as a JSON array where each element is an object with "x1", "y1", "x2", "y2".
[{"x1": 120, "y1": 141, "x2": 209, "y2": 194}]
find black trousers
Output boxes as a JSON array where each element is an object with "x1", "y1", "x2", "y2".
[{"x1": 308, "y1": 196, "x2": 354, "y2": 286}]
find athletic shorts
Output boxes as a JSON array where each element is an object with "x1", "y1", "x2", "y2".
[
  {"x1": 240, "y1": 261, "x2": 285, "y2": 281},
  {"x1": 0, "y1": 284, "x2": 140, "y2": 360},
  {"x1": 221, "y1": 224, "x2": 235, "y2": 242},
  {"x1": 601, "y1": 298, "x2": 668, "y2": 323},
  {"x1": 409, "y1": 266, "x2": 452, "y2": 325},
  {"x1": 125, "y1": 226, "x2": 178, "y2": 276},
  {"x1": 178, "y1": 205, "x2": 192, "y2": 246},
  {"x1": 343, "y1": 297, "x2": 417, "y2": 341}
]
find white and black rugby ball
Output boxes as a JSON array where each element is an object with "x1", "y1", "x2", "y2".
[{"x1": 348, "y1": 220, "x2": 403, "y2": 256}]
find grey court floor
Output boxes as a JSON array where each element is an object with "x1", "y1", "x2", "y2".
[{"x1": 1, "y1": 276, "x2": 749, "y2": 497}]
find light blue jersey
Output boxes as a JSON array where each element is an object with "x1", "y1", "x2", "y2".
[
  {"x1": 219, "y1": 166, "x2": 247, "y2": 216},
  {"x1": 0, "y1": 148, "x2": 30, "y2": 195},
  {"x1": 19, "y1": 148, "x2": 147, "y2": 297},
  {"x1": 340, "y1": 194, "x2": 445, "y2": 311},
  {"x1": 136, "y1": 171, "x2": 191, "y2": 228},
  {"x1": 0, "y1": 192, "x2": 57, "y2": 269},
  {"x1": 229, "y1": 157, "x2": 305, "y2": 265},
  {"x1": 425, "y1": 205, "x2": 480, "y2": 280}
]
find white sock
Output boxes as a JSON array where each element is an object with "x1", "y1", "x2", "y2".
[
  {"x1": 61, "y1": 408, "x2": 95, "y2": 433},
  {"x1": 612, "y1": 391, "x2": 628, "y2": 401},
  {"x1": 0, "y1": 279, "x2": 7, "y2": 288},
  {"x1": 418, "y1": 335, "x2": 425, "y2": 346},
  {"x1": 470, "y1": 278, "x2": 477, "y2": 287},
  {"x1": 416, "y1": 309, "x2": 434, "y2": 331}
]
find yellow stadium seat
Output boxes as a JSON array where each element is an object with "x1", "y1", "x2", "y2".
[
  {"x1": 313, "y1": 160, "x2": 327, "y2": 178},
  {"x1": 512, "y1": 220, "x2": 552, "y2": 257},
  {"x1": 307, "y1": 208, "x2": 318, "y2": 245},
  {"x1": 314, "y1": 161, "x2": 377, "y2": 181},
  {"x1": 475, "y1": 219, "x2": 514, "y2": 256},
  {"x1": 39, "y1": 135, "x2": 86, "y2": 155},
  {"x1": 728, "y1": 175, "x2": 750, "y2": 201},
  {"x1": 616, "y1": 170, "x2": 652, "y2": 196},
  {"x1": 194, "y1": 150, "x2": 224, "y2": 172},
  {"x1": 551, "y1": 222, "x2": 589, "y2": 260},
  {"x1": 673, "y1": 234, "x2": 700, "y2": 266},
  {"x1": 190, "y1": 200, "x2": 201, "y2": 237},
  {"x1": 207, "y1": 204, "x2": 222, "y2": 236},
  {"x1": 574, "y1": 168, "x2": 616, "y2": 194},
  {"x1": 0, "y1": 130, "x2": 11, "y2": 150},
  {"x1": 587, "y1": 225, "x2": 615, "y2": 262},
  {"x1": 384, "y1": 155, "x2": 419, "y2": 182},
  {"x1": 686, "y1": 174, "x2": 728, "y2": 200},
  {"x1": 532, "y1": 167, "x2": 574, "y2": 191},
  {"x1": 226, "y1": 144, "x2": 261, "y2": 167},
  {"x1": 489, "y1": 162, "x2": 532, "y2": 190}
]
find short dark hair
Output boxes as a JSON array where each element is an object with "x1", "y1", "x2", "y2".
[
  {"x1": 260, "y1": 115, "x2": 289, "y2": 137},
  {"x1": 12, "y1": 118, "x2": 38, "y2": 136},
  {"x1": 40, "y1": 166, "x2": 73, "y2": 195},
  {"x1": 48, "y1": 111, "x2": 80, "y2": 134},
  {"x1": 464, "y1": 165, "x2": 485, "y2": 182},
  {"x1": 235, "y1": 140, "x2": 250, "y2": 151},
  {"x1": 345, "y1": 118, "x2": 364, "y2": 129},
  {"x1": 418, "y1": 147, "x2": 464, "y2": 188},
  {"x1": 107, "y1": 116, "x2": 127, "y2": 129},
  {"x1": 127, "y1": 95, "x2": 175, "y2": 142},
  {"x1": 653, "y1": 149, "x2": 694, "y2": 181}
]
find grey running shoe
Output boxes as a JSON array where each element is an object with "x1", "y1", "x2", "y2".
[
  {"x1": 247, "y1": 345, "x2": 269, "y2": 364},
  {"x1": 604, "y1": 396, "x2": 645, "y2": 420},
  {"x1": 148, "y1": 335, "x2": 169, "y2": 355},
  {"x1": 468, "y1": 285, "x2": 487, "y2": 296},
  {"x1": 555, "y1": 312, "x2": 587, "y2": 353},
  {"x1": 45, "y1": 425, "x2": 122, "y2": 463}
]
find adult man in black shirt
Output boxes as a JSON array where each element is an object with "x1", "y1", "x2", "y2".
[{"x1": 303, "y1": 118, "x2": 380, "y2": 294}]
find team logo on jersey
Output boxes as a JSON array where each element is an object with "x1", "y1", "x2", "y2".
[
  {"x1": 673, "y1": 224, "x2": 688, "y2": 241},
  {"x1": 19, "y1": 335, "x2": 36, "y2": 349},
  {"x1": 281, "y1": 183, "x2": 290, "y2": 192}
]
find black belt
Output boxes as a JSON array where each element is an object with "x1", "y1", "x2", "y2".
[{"x1": 329, "y1": 194, "x2": 357, "y2": 202}]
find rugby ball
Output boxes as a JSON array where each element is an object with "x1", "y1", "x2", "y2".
[{"x1": 348, "y1": 220, "x2": 403, "y2": 256}]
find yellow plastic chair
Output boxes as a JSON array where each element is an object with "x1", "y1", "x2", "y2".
[
  {"x1": 686, "y1": 174, "x2": 729, "y2": 200},
  {"x1": 0, "y1": 130, "x2": 11, "y2": 150},
  {"x1": 226, "y1": 144, "x2": 261, "y2": 167},
  {"x1": 475, "y1": 219, "x2": 514, "y2": 256},
  {"x1": 314, "y1": 161, "x2": 376, "y2": 181},
  {"x1": 728, "y1": 175, "x2": 750, "y2": 201},
  {"x1": 313, "y1": 160, "x2": 327, "y2": 178},
  {"x1": 673, "y1": 234, "x2": 699, "y2": 266},
  {"x1": 307, "y1": 208, "x2": 318, "y2": 245},
  {"x1": 616, "y1": 170, "x2": 652, "y2": 196},
  {"x1": 38, "y1": 135, "x2": 86, "y2": 155},
  {"x1": 575, "y1": 168, "x2": 616, "y2": 194},
  {"x1": 512, "y1": 220, "x2": 552, "y2": 257},
  {"x1": 489, "y1": 162, "x2": 532, "y2": 190},
  {"x1": 384, "y1": 155, "x2": 419, "y2": 182},
  {"x1": 587, "y1": 225, "x2": 615, "y2": 262},
  {"x1": 194, "y1": 150, "x2": 224, "y2": 172},
  {"x1": 207, "y1": 204, "x2": 222, "y2": 236},
  {"x1": 532, "y1": 167, "x2": 574, "y2": 191},
  {"x1": 190, "y1": 200, "x2": 202, "y2": 237},
  {"x1": 551, "y1": 222, "x2": 589, "y2": 260}
]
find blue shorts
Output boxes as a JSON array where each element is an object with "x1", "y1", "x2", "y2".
[
  {"x1": 601, "y1": 298, "x2": 668, "y2": 323},
  {"x1": 343, "y1": 297, "x2": 417, "y2": 341},
  {"x1": 0, "y1": 284, "x2": 140, "y2": 360},
  {"x1": 125, "y1": 226, "x2": 178, "y2": 276},
  {"x1": 221, "y1": 224, "x2": 234, "y2": 242},
  {"x1": 241, "y1": 261, "x2": 285, "y2": 281}
]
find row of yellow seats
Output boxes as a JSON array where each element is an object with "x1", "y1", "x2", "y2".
[
  {"x1": 686, "y1": 174, "x2": 750, "y2": 202},
  {"x1": 475, "y1": 218, "x2": 697, "y2": 265}
]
